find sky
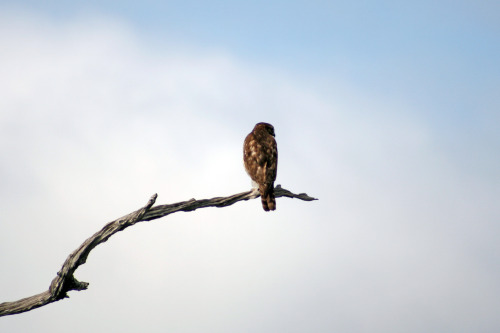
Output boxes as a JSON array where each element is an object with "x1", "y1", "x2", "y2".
[{"x1": 0, "y1": 1, "x2": 499, "y2": 332}]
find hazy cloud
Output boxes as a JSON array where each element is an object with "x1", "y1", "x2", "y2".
[{"x1": 0, "y1": 12, "x2": 498, "y2": 333}]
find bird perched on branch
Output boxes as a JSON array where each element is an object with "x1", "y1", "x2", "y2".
[{"x1": 243, "y1": 122, "x2": 278, "y2": 211}]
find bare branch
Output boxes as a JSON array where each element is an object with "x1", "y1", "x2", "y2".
[{"x1": 0, "y1": 185, "x2": 317, "y2": 317}]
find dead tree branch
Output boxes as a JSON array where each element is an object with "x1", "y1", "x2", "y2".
[{"x1": 0, "y1": 185, "x2": 317, "y2": 317}]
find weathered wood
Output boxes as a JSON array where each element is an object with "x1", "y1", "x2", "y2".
[{"x1": 0, "y1": 185, "x2": 317, "y2": 317}]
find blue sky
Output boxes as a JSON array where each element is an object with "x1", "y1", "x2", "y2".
[{"x1": 0, "y1": 1, "x2": 499, "y2": 332}]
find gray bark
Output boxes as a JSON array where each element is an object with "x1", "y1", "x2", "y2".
[{"x1": 0, "y1": 185, "x2": 317, "y2": 317}]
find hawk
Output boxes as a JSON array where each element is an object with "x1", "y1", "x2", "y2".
[{"x1": 243, "y1": 122, "x2": 278, "y2": 211}]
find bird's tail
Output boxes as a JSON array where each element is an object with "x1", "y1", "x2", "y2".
[{"x1": 260, "y1": 184, "x2": 276, "y2": 211}]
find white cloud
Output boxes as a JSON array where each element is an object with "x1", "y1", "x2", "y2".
[{"x1": 0, "y1": 12, "x2": 499, "y2": 333}]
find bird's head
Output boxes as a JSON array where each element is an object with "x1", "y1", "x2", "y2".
[{"x1": 255, "y1": 122, "x2": 275, "y2": 137}]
